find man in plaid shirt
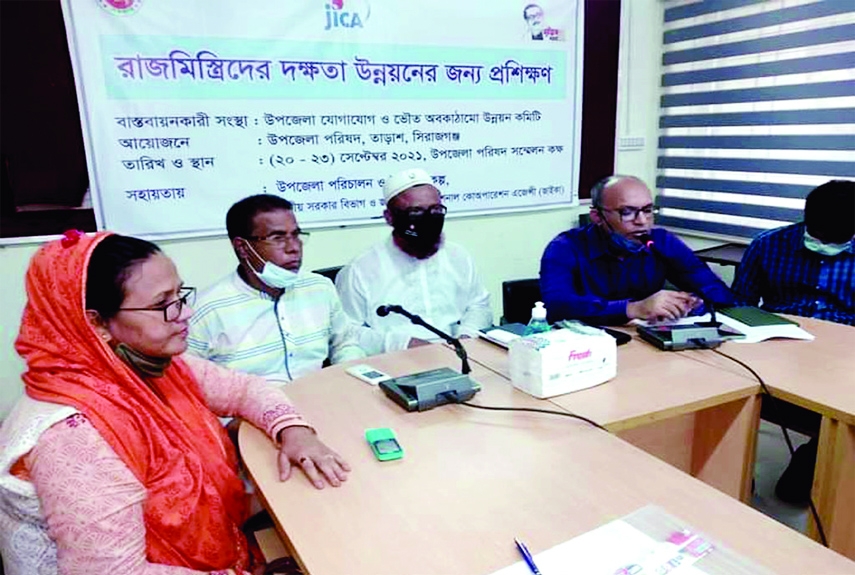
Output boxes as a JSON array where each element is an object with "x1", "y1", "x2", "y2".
[
  {"x1": 732, "y1": 179, "x2": 853, "y2": 506},
  {"x1": 733, "y1": 180, "x2": 854, "y2": 326}
]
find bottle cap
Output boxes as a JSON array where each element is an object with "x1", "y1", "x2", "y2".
[{"x1": 532, "y1": 301, "x2": 547, "y2": 320}]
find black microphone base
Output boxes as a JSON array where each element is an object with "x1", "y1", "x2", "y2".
[
  {"x1": 379, "y1": 367, "x2": 481, "y2": 412},
  {"x1": 637, "y1": 323, "x2": 724, "y2": 351}
]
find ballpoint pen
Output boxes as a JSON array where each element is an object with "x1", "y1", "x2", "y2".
[{"x1": 514, "y1": 537, "x2": 542, "y2": 575}]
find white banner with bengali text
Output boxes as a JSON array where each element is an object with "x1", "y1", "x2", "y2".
[{"x1": 61, "y1": 0, "x2": 583, "y2": 238}]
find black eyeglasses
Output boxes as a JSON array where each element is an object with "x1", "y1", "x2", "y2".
[
  {"x1": 395, "y1": 204, "x2": 447, "y2": 218},
  {"x1": 246, "y1": 230, "x2": 310, "y2": 246},
  {"x1": 599, "y1": 205, "x2": 659, "y2": 222},
  {"x1": 118, "y1": 287, "x2": 196, "y2": 322}
]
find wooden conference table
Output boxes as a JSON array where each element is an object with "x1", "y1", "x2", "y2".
[
  {"x1": 462, "y1": 333, "x2": 763, "y2": 503},
  {"x1": 463, "y1": 317, "x2": 855, "y2": 559},
  {"x1": 240, "y1": 337, "x2": 855, "y2": 574},
  {"x1": 678, "y1": 317, "x2": 855, "y2": 559}
]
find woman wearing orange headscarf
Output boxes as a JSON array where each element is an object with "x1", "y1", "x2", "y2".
[{"x1": 0, "y1": 231, "x2": 350, "y2": 575}]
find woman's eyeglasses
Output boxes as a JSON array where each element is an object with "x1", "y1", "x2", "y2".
[{"x1": 118, "y1": 287, "x2": 196, "y2": 322}]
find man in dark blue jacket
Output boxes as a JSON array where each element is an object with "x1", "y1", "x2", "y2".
[{"x1": 540, "y1": 175, "x2": 734, "y2": 325}]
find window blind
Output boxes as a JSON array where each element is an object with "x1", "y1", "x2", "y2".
[{"x1": 657, "y1": 0, "x2": 855, "y2": 240}]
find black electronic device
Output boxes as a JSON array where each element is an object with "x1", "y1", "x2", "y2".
[
  {"x1": 375, "y1": 305, "x2": 480, "y2": 411},
  {"x1": 634, "y1": 233, "x2": 729, "y2": 350},
  {"x1": 600, "y1": 326, "x2": 632, "y2": 346},
  {"x1": 379, "y1": 367, "x2": 481, "y2": 412},
  {"x1": 637, "y1": 323, "x2": 723, "y2": 350}
]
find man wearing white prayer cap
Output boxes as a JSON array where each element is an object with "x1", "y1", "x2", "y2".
[{"x1": 335, "y1": 168, "x2": 492, "y2": 355}]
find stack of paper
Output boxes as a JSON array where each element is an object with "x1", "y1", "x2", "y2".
[
  {"x1": 479, "y1": 323, "x2": 527, "y2": 348},
  {"x1": 490, "y1": 505, "x2": 773, "y2": 575}
]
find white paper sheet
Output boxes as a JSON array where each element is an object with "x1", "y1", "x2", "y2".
[{"x1": 491, "y1": 519, "x2": 713, "y2": 575}]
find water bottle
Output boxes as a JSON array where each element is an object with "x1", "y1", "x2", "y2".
[{"x1": 524, "y1": 301, "x2": 551, "y2": 336}]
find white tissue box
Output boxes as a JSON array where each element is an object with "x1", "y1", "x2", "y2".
[{"x1": 508, "y1": 324, "x2": 616, "y2": 398}]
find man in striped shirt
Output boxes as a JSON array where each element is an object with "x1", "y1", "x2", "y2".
[{"x1": 188, "y1": 195, "x2": 365, "y2": 386}]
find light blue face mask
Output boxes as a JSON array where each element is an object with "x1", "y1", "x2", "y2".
[
  {"x1": 597, "y1": 211, "x2": 646, "y2": 254},
  {"x1": 244, "y1": 241, "x2": 300, "y2": 289},
  {"x1": 608, "y1": 231, "x2": 646, "y2": 254},
  {"x1": 804, "y1": 231, "x2": 852, "y2": 257}
]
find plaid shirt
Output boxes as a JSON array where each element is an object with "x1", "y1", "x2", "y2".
[{"x1": 732, "y1": 222, "x2": 855, "y2": 326}]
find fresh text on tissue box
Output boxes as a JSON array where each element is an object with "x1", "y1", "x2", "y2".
[{"x1": 508, "y1": 326, "x2": 617, "y2": 398}]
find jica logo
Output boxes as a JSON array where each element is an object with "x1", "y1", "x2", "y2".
[{"x1": 324, "y1": 0, "x2": 370, "y2": 30}]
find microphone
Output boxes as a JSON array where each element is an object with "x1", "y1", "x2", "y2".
[
  {"x1": 373, "y1": 304, "x2": 480, "y2": 412},
  {"x1": 376, "y1": 304, "x2": 471, "y2": 374},
  {"x1": 637, "y1": 233, "x2": 718, "y2": 324},
  {"x1": 639, "y1": 232, "x2": 655, "y2": 251},
  {"x1": 634, "y1": 233, "x2": 724, "y2": 350}
]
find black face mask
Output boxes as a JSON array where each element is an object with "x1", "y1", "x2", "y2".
[{"x1": 392, "y1": 210, "x2": 445, "y2": 255}]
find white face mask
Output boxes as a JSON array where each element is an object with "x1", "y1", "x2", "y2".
[
  {"x1": 804, "y1": 231, "x2": 852, "y2": 257},
  {"x1": 243, "y1": 241, "x2": 300, "y2": 289}
]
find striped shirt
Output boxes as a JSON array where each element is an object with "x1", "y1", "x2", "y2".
[
  {"x1": 187, "y1": 270, "x2": 365, "y2": 385},
  {"x1": 732, "y1": 223, "x2": 854, "y2": 326}
]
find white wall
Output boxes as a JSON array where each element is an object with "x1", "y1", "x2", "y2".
[
  {"x1": 613, "y1": 0, "x2": 660, "y2": 186},
  {"x1": 0, "y1": 0, "x2": 665, "y2": 419}
]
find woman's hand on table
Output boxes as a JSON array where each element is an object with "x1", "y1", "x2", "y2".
[{"x1": 277, "y1": 427, "x2": 351, "y2": 489}]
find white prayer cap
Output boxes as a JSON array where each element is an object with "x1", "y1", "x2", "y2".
[{"x1": 383, "y1": 168, "x2": 435, "y2": 202}]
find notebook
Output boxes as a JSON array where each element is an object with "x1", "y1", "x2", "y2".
[
  {"x1": 717, "y1": 307, "x2": 813, "y2": 344},
  {"x1": 719, "y1": 306, "x2": 798, "y2": 327}
]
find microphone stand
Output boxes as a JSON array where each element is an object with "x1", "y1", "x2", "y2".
[
  {"x1": 379, "y1": 305, "x2": 471, "y2": 374},
  {"x1": 696, "y1": 301, "x2": 720, "y2": 328},
  {"x1": 636, "y1": 235, "x2": 724, "y2": 350},
  {"x1": 374, "y1": 304, "x2": 480, "y2": 412}
]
